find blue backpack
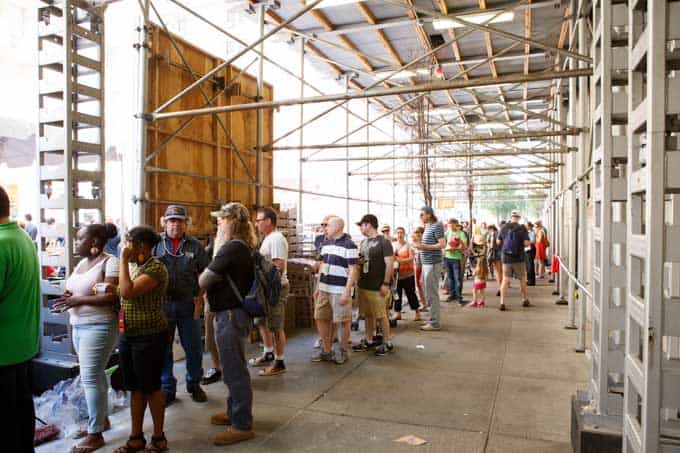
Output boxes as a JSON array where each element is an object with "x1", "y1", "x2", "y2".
[
  {"x1": 226, "y1": 247, "x2": 282, "y2": 318},
  {"x1": 501, "y1": 224, "x2": 524, "y2": 258}
]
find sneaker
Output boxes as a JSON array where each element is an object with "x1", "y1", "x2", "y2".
[
  {"x1": 351, "y1": 338, "x2": 376, "y2": 352},
  {"x1": 420, "y1": 323, "x2": 441, "y2": 331},
  {"x1": 248, "y1": 352, "x2": 274, "y2": 367},
  {"x1": 374, "y1": 343, "x2": 394, "y2": 356},
  {"x1": 164, "y1": 391, "x2": 176, "y2": 406},
  {"x1": 522, "y1": 299, "x2": 531, "y2": 307},
  {"x1": 258, "y1": 360, "x2": 286, "y2": 376},
  {"x1": 333, "y1": 350, "x2": 349, "y2": 364},
  {"x1": 499, "y1": 303, "x2": 507, "y2": 311},
  {"x1": 210, "y1": 412, "x2": 232, "y2": 426},
  {"x1": 188, "y1": 385, "x2": 208, "y2": 403},
  {"x1": 311, "y1": 351, "x2": 333, "y2": 362},
  {"x1": 214, "y1": 427, "x2": 256, "y2": 446},
  {"x1": 201, "y1": 368, "x2": 222, "y2": 385}
]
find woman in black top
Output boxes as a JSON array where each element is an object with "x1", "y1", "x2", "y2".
[{"x1": 199, "y1": 202, "x2": 256, "y2": 446}]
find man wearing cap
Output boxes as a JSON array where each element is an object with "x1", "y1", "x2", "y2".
[
  {"x1": 351, "y1": 214, "x2": 395, "y2": 355},
  {"x1": 413, "y1": 206, "x2": 446, "y2": 331},
  {"x1": 497, "y1": 210, "x2": 531, "y2": 310},
  {"x1": 153, "y1": 205, "x2": 210, "y2": 404}
]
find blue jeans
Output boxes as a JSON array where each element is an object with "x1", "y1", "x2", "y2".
[
  {"x1": 444, "y1": 257, "x2": 463, "y2": 301},
  {"x1": 72, "y1": 321, "x2": 118, "y2": 434},
  {"x1": 161, "y1": 316, "x2": 204, "y2": 393},
  {"x1": 215, "y1": 308, "x2": 253, "y2": 431}
]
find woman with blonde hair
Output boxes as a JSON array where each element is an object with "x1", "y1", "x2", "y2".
[{"x1": 199, "y1": 203, "x2": 257, "y2": 446}]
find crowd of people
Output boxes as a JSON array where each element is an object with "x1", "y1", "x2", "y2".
[{"x1": 0, "y1": 182, "x2": 550, "y2": 453}]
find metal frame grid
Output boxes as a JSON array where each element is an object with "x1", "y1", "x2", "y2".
[
  {"x1": 37, "y1": 0, "x2": 106, "y2": 275},
  {"x1": 623, "y1": 0, "x2": 680, "y2": 451}
]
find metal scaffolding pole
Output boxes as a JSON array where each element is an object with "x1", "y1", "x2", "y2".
[
  {"x1": 298, "y1": 37, "x2": 305, "y2": 224},
  {"x1": 345, "y1": 75, "x2": 350, "y2": 223},
  {"x1": 134, "y1": 0, "x2": 150, "y2": 225},
  {"x1": 306, "y1": 147, "x2": 572, "y2": 162},
  {"x1": 255, "y1": 2, "x2": 265, "y2": 207},
  {"x1": 148, "y1": 68, "x2": 592, "y2": 121},
  {"x1": 366, "y1": 99, "x2": 370, "y2": 212},
  {"x1": 276, "y1": 129, "x2": 580, "y2": 152},
  {"x1": 392, "y1": 117, "x2": 396, "y2": 227},
  {"x1": 574, "y1": 12, "x2": 590, "y2": 354}
]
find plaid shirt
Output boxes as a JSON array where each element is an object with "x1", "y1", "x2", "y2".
[{"x1": 121, "y1": 258, "x2": 168, "y2": 336}]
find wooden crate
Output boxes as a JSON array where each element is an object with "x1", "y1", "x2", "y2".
[{"x1": 145, "y1": 25, "x2": 274, "y2": 237}]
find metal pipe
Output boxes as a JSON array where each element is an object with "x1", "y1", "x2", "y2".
[
  {"x1": 152, "y1": 0, "x2": 324, "y2": 114},
  {"x1": 344, "y1": 75, "x2": 350, "y2": 224},
  {"x1": 143, "y1": 166, "x2": 400, "y2": 207},
  {"x1": 276, "y1": 129, "x2": 580, "y2": 152},
  {"x1": 255, "y1": 2, "x2": 265, "y2": 207},
  {"x1": 307, "y1": 147, "x2": 571, "y2": 162},
  {"x1": 133, "y1": 0, "x2": 150, "y2": 225},
  {"x1": 349, "y1": 163, "x2": 557, "y2": 176},
  {"x1": 149, "y1": 69, "x2": 592, "y2": 121},
  {"x1": 298, "y1": 37, "x2": 305, "y2": 225}
]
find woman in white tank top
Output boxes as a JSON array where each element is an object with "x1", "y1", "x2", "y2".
[{"x1": 53, "y1": 223, "x2": 120, "y2": 452}]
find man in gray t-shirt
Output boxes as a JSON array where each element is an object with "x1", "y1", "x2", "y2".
[{"x1": 352, "y1": 214, "x2": 395, "y2": 356}]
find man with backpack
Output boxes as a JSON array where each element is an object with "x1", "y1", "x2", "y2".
[
  {"x1": 249, "y1": 207, "x2": 290, "y2": 376},
  {"x1": 497, "y1": 210, "x2": 531, "y2": 311}
]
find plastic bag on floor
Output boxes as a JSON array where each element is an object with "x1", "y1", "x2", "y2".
[
  {"x1": 34, "y1": 373, "x2": 129, "y2": 440},
  {"x1": 33, "y1": 376, "x2": 85, "y2": 438}
]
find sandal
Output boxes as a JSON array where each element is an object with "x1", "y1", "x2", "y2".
[
  {"x1": 73, "y1": 418, "x2": 111, "y2": 439},
  {"x1": 71, "y1": 436, "x2": 105, "y2": 453},
  {"x1": 114, "y1": 434, "x2": 146, "y2": 453},
  {"x1": 145, "y1": 433, "x2": 168, "y2": 452}
]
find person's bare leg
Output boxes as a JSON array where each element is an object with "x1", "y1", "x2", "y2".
[
  {"x1": 500, "y1": 275, "x2": 510, "y2": 306},
  {"x1": 378, "y1": 316, "x2": 391, "y2": 343},
  {"x1": 259, "y1": 325, "x2": 274, "y2": 350},
  {"x1": 364, "y1": 315, "x2": 375, "y2": 342},
  {"x1": 520, "y1": 276, "x2": 528, "y2": 301},
  {"x1": 494, "y1": 262, "x2": 503, "y2": 288},
  {"x1": 274, "y1": 330, "x2": 286, "y2": 357},
  {"x1": 315, "y1": 319, "x2": 332, "y2": 353},
  {"x1": 147, "y1": 390, "x2": 165, "y2": 437},
  {"x1": 338, "y1": 320, "x2": 350, "y2": 350},
  {"x1": 128, "y1": 391, "x2": 146, "y2": 447},
  {"x1": 211, "y1": 349, "x2": 222, "y2": 371}
]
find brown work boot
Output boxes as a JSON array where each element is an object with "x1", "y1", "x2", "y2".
[
  {"x1": 210, "y1": 412, "x2": 232, "y2": 426},
  {"x1": 213, "y1": 427, "x2": 255, "y2": 445}
]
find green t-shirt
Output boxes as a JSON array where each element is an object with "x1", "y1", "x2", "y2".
[
  {"x1": 0, "y1": 222, "x2": 41, "y2": 365},
  {"x1": 444, "y1": 229, "x2": 468, "y2": 260}
]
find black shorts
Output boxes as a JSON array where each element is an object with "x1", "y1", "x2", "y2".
[{"x1": 119, "y1": 331, "x2": 169, "y2": 394}]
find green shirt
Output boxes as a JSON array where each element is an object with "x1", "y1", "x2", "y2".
[
  {"x1": 121, "y1": 257, "x2": 168, "y2": 336},
  {"x1": 444, "y1": 229, "x2": 468, "y2": 260},
  {"x1": 0, "y1": 222, "x2": 41, "y2": 365}
]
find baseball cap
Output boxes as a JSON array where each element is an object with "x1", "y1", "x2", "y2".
[
  {"x1": 210, "y1": 202, "x2": 250, "y2": 222},
  {"x1": 510, "y1": 210, "x2": 521, "y2": 218},
  {"x1": 356, "y1": 214, "x2": 378, "y2": 229},
  {"x1": 163, "y1": 205, "x2": 188, "y2": 220},
  {"x1": 380, "y1": 224, "x2": 391, "y2": 232},
  {"x1": 420, "y1": 206, "x2": 434, "y2": 216}
]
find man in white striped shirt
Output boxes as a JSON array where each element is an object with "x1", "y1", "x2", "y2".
[{"x1": 313, "y1": 217, "x2": 358, "y2": 364}]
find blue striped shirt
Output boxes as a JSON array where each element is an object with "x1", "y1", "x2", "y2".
[
  {"x1": 318, "y1": 234, "x2": 358, "y2": 294},
  {"x1": 421, "y1": 221, "x2": 445, "y2": 264}
]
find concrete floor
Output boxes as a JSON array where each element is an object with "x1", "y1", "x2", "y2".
[{"x1": 39, "y1": 277, "x2": 588, "y2": 452}]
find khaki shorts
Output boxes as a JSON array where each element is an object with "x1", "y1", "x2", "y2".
[
  {"x1": 255, "y1": 282, "x2": 289, "y2": 332},
  {"x1": 502, "y1": 262, "x2": 527, "y2": 279},
  {"x1": 358, "y1": 288, "x2": 387, "y2": 319},
  {"x1": 315, "y1": 290, "x2": 352, "y2": 322}
]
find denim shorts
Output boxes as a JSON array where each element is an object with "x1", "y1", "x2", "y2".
[{"x1": 119, "y1": 331, "x2": 169, "y2": 394}]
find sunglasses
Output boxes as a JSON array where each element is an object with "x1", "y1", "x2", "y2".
[{"x1": 320, "y1": 223, "x2": 328, "y2": 227}]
